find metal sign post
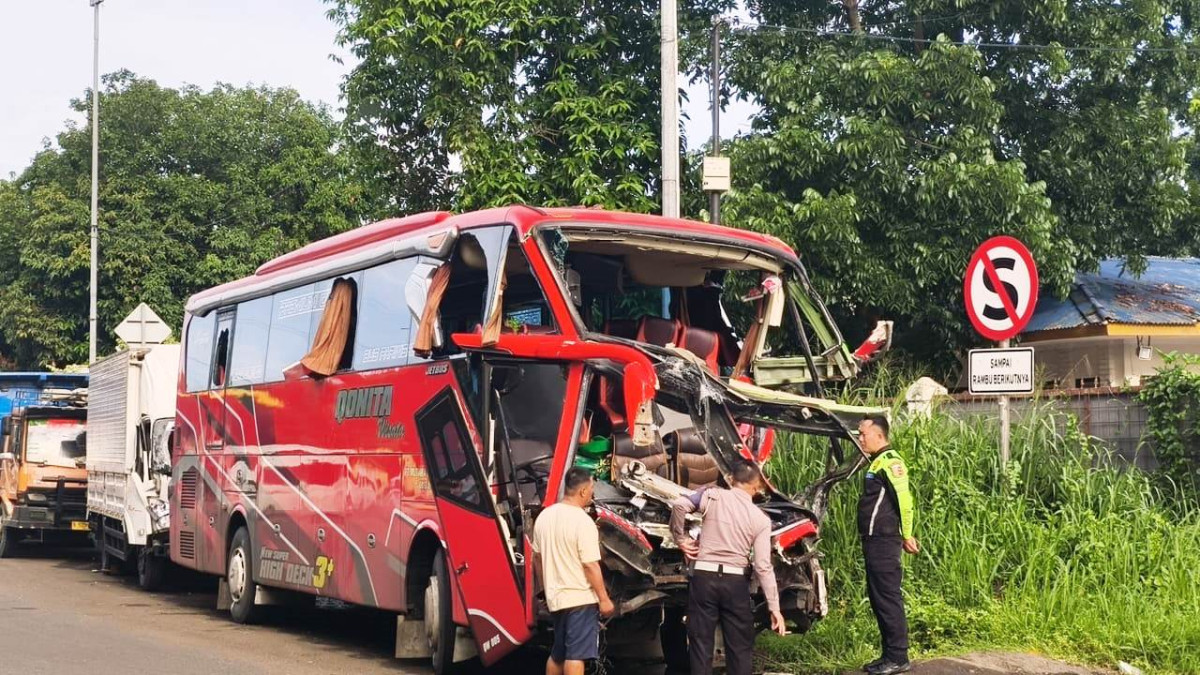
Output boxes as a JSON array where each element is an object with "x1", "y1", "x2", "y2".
[{"x1": 964, "y1": 236, "x2": 1039, "y2": 468}]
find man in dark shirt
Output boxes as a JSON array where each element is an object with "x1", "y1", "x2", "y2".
[{"x1": 857, "y1": 414, "x2": 918, "y2": 675}]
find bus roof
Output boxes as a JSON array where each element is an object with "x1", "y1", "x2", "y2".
[{"x1": 191, "y1": 206, "x2": 797, "y2": 313}]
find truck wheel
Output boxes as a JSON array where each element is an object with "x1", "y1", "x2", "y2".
[
  {"x1": 227, "y1": 527, "x2": 261, "y2": 624},
  {"x1": 137, "y1": 546, "x2": 167, "y2": 592},
  {"x1": 0, "y1": 525, "x2": 17, "y2": 559},
  {"x1": 661, "y1": 607, "x2": 690, "y2": 672},
  {"x1": 424, "y1": 550, "x2": 458, "y2": 675}
]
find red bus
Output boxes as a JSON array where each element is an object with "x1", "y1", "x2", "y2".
[{"x1": 171, "y1": 206, "x2": 889, "y2": 672}]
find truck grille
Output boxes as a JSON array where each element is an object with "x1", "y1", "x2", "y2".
[
  {"x1": 178, "y1": 530, "x2": 195, "y2": 559},
  {"x1": 179, "y1": 469, "x2": 198, "y2": 510}
]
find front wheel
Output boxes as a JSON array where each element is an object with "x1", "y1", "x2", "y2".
[
  {"x1": 137, "y1": 546, "x2": 168, "y2": 592},
  {"x1": 227, "y1": 527, "x2": 261, "y2": 624},
  {"x1": 0, "y1": 524, "x2": 18, "y2": 559},
  {"x1": 424, "y1": 550, "x2": 460, "y2": 675}
]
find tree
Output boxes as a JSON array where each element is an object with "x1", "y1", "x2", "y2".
[
  {"x1": 0, "y1": 72, "x2": 363, "y2": 367},
  {"x1": 723, "y1": 0, "x2": 1200, "y2": 361},
  {"x1": 327, "y1": 0, "x2": 729, "y2": 215},
  {"x1": 723, "y1": 37, "x2": 1070, "y2": 361}
]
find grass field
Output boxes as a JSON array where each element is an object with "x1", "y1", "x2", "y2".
[{"x1": 759, "y1": 384, "x2": 1200, "y2": 674}]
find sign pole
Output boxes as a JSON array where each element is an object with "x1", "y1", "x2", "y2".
[
  {"x1": 998, "y1": 338, "x2": 1010, "y2": 468},
  {"x1": 963, "y1": 235, "x2": 1039, "y2": 471}
]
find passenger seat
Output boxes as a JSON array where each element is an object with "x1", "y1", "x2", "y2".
[
  {"x1": 611, "y1": 432, "x2": 670, "y2": 479},
  {"x1": 678, "y1": 326, "x2": 720, "y2": 373},
  {"x1": 667, "y1": 428, "x2": 720, "y2": 489},
  {"x1": 637, "y1": 317, "x2": 681, "y2": 347}
]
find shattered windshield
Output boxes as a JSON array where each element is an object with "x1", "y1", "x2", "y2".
[
  {"x1": 25, "y1": 419, "x2": 86, "y2": 468},
  {"x1": 537, "y1": 225, "x2": 851, "y2": 381}
]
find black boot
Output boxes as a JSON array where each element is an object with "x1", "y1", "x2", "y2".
[{"x1": 867, "y1": 660, "x2": 911, "y2": 675}]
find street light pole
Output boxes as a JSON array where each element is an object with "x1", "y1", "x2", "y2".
[{"x1": 89, "y1": 0, "x2": 103, "y2": 364}]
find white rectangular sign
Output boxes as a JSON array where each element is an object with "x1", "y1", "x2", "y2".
[{"x1": 968, "y1": 347, "x2": 1034, "y2": 395}]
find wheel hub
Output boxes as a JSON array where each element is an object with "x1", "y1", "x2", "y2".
[
  {"x1": 229, "y1": 548, "x2": 248, "y2": 603},
  {"x1": 425, "y1": 575, "x2": 440, "y2": 650}
]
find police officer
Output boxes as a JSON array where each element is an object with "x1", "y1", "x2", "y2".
[
  {"x1": 669, "y1": 460, "x2": 787, "y2": 675},
  {"x1": 857, "y1": 414, "x2": 918, "y2": 675}
]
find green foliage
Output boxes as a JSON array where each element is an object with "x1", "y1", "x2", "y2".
[
  {"x1": 723, "y1": 0, "x2": 1200, "y2": 362},
  {"x1": 761, "y1": 380, "x2": 1200, "y2": 673},
  {"x1": 723, "y1": 37, "x2": 1072, "y2": 362},
  {"x1": 0, "y1": 72, "x2": 363, "y2": 367},
  {"x1": 327, "y1": 0, "x2": 728, "y2": 215},
  {"x1": 1138, "y1": 351, "x2": 1200, "y2": 492}
]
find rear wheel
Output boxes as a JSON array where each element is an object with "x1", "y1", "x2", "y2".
[
  {"x1": 137, "y1": 545, "x2": 167, "y2": 592},
  {"x1": 425, "y1": 550, "x2": 459, "y2": 675},
  {"x1": 0, "y1": 524, "x2": 18, "y2": 559},
  {"x1": 227, "y1": 527, "x2": 261, "y2": 624}
]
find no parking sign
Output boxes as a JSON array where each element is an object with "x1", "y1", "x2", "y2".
[{"x1": 963, "y1": 236, "x2": 1039, "y2": 342}]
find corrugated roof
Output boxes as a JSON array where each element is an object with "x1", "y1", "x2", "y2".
[{"x1": 1024, "y1": 257, "x2": 1200, "y2": 333}]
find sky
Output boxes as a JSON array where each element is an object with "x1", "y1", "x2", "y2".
[{"x1": 0, "y1": 0, "x2": 750, "y2": 180}]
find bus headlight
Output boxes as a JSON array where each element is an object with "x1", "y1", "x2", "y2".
[{"x1": 24, "y1": 492, "x2": 48, "y2": 504}]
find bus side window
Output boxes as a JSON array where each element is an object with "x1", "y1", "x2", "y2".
[
  {"x1": 211, "y1": 311, "x2": 235, "y2": 389},
  {"x1": 185, "y1": 312, "x2": 217, "y2": 392}
]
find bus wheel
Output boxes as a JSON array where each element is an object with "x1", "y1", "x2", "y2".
[
  {"x1": 424, "y1": 550, "x2": 457, "y2": 675},
  {"x1": 137, "y1": 546, "x2": 167, "y2": 592},
  {"x1": 0, "y1": 525, "x2": 17, "y2": 559},
  {"x1": 227, "y1": 527, "x2": 260, "y2": 624}
]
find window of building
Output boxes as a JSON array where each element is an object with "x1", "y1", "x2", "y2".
[
  {"x1": 185, "y1": 312, "x2": 216, "y2": 392},
  {"x1": 355, "y1": 258, "x2": 420, "y2": 371},
  {"x1": 229, "y1": 296, "x2": 271, "y2": 386}
]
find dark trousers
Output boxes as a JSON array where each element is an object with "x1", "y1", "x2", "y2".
[
  {"x1": 686, "y1": 569, "x2": 755, "y2": 675},
  {"x1": 863, "y1": 536, "x2": 909, "y2": 664}
]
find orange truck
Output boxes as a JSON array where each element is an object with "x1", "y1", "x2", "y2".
[{"x1": 0, "y1": 399, "x2": 90, "y2": 557}]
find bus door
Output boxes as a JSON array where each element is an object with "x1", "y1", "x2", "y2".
[
  {"x1": 199, "y1": 309, "x2": 235, "y2": 572},
  {"x1": 415, "y1": 388, "x2": 531, "y2": 665}
]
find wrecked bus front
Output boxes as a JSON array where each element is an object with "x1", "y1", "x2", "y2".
[{"x1": 439, "y1": 211, "x2": 888, "y2": 654}]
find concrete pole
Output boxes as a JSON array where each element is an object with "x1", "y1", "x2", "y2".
[
  {"x1": 660, "y1": 0, "x2": 679, "y2": 221},
  {"x1": 89, "y1": 0, "x2": 103, "y2": 364},
  {"x1": 660, "y1": 0, "x2": 679, "y2": 318}
]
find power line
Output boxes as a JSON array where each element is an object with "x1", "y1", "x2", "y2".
[{"x1": 731, "y1": 21, "x2": 1200, "y2": 55}]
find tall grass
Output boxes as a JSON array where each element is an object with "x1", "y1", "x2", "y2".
[{"x1": 759, "y1": 385, "x2": 1200, "y2": 674}]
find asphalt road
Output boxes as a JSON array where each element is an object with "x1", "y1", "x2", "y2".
[{"x1": 0, "y1": 540, "x2": 665, "y2": 675}]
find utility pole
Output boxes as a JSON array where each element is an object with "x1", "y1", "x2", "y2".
[
  {"x1": 660, "y1": 0, "x2": 679, "y2": 221},
  {"x1": 89, "y1": 0, "x2": 103, "y2": 364},
  {"x1": 702, "y1": 19, "x2": 731, "y2": 227},
  {"x1": 659, "y1": 0, "x2": 680, "y2": 318},
  {"x1": 709, "y1": 19, "x2": 721, "y2": 225}
]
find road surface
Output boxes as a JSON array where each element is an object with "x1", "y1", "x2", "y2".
[{"x1": 0, "y1": 541, "x2": 664, "y2": 675}]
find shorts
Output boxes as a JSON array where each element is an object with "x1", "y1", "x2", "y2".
[{"x1": 550, "y1": 603, "x2": 600, "y2": 662}]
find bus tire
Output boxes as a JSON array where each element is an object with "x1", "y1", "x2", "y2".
[
  {"x1": 137, "y1": 546, "x2": 167, "y2": 592},
  {"x1": 425, "y1": 550, "x2": 458, "y2": 675},
  {"x1": 661, "y1": 606, "x2": 690, "y2": 672},
  {"x1": 227, "y1": 526, "x2": 261, "y2": 624},
  {"x1": 0, "y1": 525, "x2": 17, "y2": 559}
]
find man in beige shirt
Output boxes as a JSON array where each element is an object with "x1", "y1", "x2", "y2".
[
  {"x1": 670, "y1": 459, "x2": 787, "y2": 675},
  {"x1": 532, "y1": 467, "x2": 615, "y2": 675}
]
